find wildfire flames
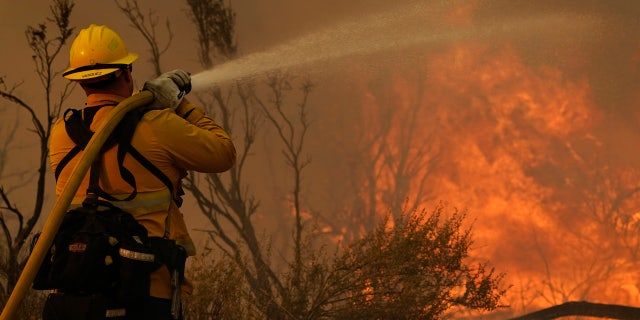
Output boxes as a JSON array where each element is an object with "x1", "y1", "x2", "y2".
[
  {"x1": 425, "y1": 43, "x2": 610, "y2": 311},
  {"x1": 332, "y1": 1, "x2": 640, "y2": 316}
]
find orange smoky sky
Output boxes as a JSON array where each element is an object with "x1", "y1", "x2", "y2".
[{"x1": 2, "y1": 0, "x2": 640, "y2": 318}]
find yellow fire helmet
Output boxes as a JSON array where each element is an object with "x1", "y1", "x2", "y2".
[{"x1": 63, "y1": 24, "x2": 138, "y2": 81}]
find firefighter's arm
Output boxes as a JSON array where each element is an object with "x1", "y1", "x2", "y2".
[{"x1": 158, "y1": 100, "x2": 236, "y2": 173}]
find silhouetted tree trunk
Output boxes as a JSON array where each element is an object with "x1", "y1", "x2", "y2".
[
  {"x1": 333, "y1": 68, "x2": 441, "y2": 243},
  {"x1": 511, "y1": 301, "x2": 640, "y2": 320}
]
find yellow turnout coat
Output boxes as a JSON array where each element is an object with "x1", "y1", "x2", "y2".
[{"x1": 49, "y1": 92, "x2": 236, "y2": 298}]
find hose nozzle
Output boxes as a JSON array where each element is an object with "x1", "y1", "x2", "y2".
[
  {"x1": 176, "y1": 72, "x2": 192, "y2": 100},
  {"x1": 182, "y1": 71, "x2": 192, "y2": 94}
]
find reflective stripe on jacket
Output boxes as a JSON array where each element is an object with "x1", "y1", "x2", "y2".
[{"x1": 49, "y1": 92, "x2": 236, "y2": 298}]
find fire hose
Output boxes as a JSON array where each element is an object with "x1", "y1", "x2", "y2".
[{"x1": 0, "y1": 91, "x2": 154, "y2": 320}]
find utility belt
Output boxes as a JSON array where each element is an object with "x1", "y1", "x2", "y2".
[{"x1": 33, "y1": 202, "x2": 188, "y2": 320}]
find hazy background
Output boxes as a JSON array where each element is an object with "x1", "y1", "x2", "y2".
[{"x1": 3, "y1": 0, "x2": 640, "y2": 317}]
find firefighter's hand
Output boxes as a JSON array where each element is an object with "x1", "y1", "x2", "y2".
[{"x1": 143, "y1": 69, "x2": 191, "y2": 110}]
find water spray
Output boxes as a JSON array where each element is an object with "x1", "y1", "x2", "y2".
[{"x1": 190, "y1": 1, "x2": 595, "y2": 91}]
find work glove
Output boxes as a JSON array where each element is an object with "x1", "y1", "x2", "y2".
[{"x1": 143, "y1": 69, "x2": 191, "y2": 110}]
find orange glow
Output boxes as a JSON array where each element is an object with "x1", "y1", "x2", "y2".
[{"x1": 347, "y1": 20, "x2": 640, "y2": 317}]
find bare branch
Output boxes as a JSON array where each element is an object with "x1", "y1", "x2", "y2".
[{"x1": 115, "y1": 0, "x2": 172, "y2": 76}]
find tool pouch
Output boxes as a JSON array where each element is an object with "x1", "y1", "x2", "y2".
[{"x1": 116, "y1": 236, "x2": 161, "y2": 304}]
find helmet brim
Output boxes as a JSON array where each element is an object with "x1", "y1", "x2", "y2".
[{"x1": 63, "y1": 52, "x2": 138, "y2": 81}]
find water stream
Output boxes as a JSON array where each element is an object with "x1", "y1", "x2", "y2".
[{"x1": 190, "y1": 1, "x2": 594, "y2": 91}]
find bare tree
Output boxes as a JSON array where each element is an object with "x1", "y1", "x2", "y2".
[
  {"x1": 0, "y1": 0, "x2": 75, "y2": 315},
  {"x1": 184, "y1": 71, "x2": 313, "y2": 318},
  {"x1": 247, "y1": 73, "x2": 314, "y2": 315}
]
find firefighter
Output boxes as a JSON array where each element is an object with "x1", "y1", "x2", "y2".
[{"x1": 46, "y1": 24, "x2": 236, "y2": 319}]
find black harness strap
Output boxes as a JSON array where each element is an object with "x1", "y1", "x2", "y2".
[
  {"x1": 55, "y1": 106, "x2": 112, "y2": 181},
  {"x1": 56, "y1": 105, "x2": 176, "y2": 205},
  {"x1": 127, "y1": 146, "x2": 181, "y2": 207},
  {"x1": 55, "y1": 147, "x2": 81, "y2": 181}
]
